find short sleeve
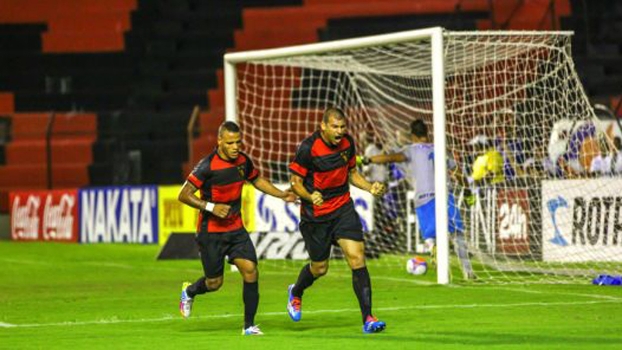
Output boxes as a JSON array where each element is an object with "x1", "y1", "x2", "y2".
[
  {"x1": 187, "y1": 157, "x2": 210, "y2": 188},
  {"x1": 245, "y1": 156, "x2": 259, "y2": 182},
  {"x1": 347, "y1": 137, "x2": 357, "y2": 169},
  {"x1": 402, "y1": 145, "x2": 413, "y2": 162},
  {"x1": 290, "y1": 142, "x2": 312, "y2": 177},
  {"x1": 471, "y1": 155, "x2": 488, "y2": 181}
]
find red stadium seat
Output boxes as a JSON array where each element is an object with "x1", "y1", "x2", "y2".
[
  {"x1": 0, "y1": 0, "x2": 136, "y2": 52},
  {"x1": 0, "y1": 93, "x2": 14, "y2": 113}
]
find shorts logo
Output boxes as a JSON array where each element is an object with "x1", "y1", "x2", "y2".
[{"x1": 340, "y1": 151, "x2": 349, "y2": 163}]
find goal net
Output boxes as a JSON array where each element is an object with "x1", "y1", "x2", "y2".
[{"x1": 225, "y1": 28, "x2": 622, "y2": 284}]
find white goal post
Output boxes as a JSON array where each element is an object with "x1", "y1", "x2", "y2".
[
  {"x1": 223, "y1": 27, "x2": 620, "y2": 285},
  {"x1": 225, "y1": 27, "x2": 451, "y2": 284}
]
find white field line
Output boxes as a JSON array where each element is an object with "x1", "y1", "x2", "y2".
[
  {"x1": 3, "y1": 256, "x2": 618, "y2": 292},
  {"x1": 0, "y1": 257, "x2": 437, "y2": 284},
  {"x1": 488, "y1": 286, "x2": 622, "y2": 301},
  {"x1": 1, "y1": 299, "x2": 620, "y2": 329}
]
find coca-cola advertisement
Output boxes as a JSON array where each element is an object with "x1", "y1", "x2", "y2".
[{"x1": 10, "y1": 190, "x2": 79, "y2": 242}]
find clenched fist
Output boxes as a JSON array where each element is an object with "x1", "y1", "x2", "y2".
[
  {"x1": 212, "y1": 204, "x2": 231, "y2": 218},
  {"x1": 370, "y1": 182, "x2": 386, "y2": 197},
  {"x1": 310, "y1": 191, "x2": 324, "y2": 206}
]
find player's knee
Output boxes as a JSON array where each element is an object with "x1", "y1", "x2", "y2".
[
  {"x1": 205, "y1": 277, "x2": 223, "y2": 291},
  {"x1": 241, "y1": 267, "x2": 258, "y2": 283},
  {"x1": 310, "y1": 261, "x2": 329, "y2": 277},
  {"x1": 347, "y1": 255, "x2": 366, "y2": 270}
]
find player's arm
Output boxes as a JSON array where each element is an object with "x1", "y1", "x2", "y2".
[
  {"x1": 363, "y1": 152, "x2": 407, "y2": 165},
  {"x1": 349, "y1": 168, "x2": 386, "y2": 197},
  {"x1": 290, "y1": 174, "x2": 323, "y2": 206},
  {"x1": 177, "y1": 181, "x2": 230, "y2": 218},
  {"x1": 449, "y1": 156, "x2": 468, "y2": 186},
  {"x1": 501, "y1": 141, "x2": 524, "y2": 177},
  {"x1": 252, "y1": 176, "x2": 297, "y2": 202},
  {"x1": 471, "y1": 154, "x2": 488, "y2": 185}
]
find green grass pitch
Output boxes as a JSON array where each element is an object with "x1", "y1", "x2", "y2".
[{"x1": 1, "y1": 241, "x2": 621, "y2": 349}]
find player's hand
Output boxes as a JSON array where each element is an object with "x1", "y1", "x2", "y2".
[
  {"x1": 370, "y1": 182, "x2": 386, "y2": 197},
  {"x1": 212, "y1": 204, "x2": 231, "y2": 218},
  {"x1": 310, "y1": 191, "x2": 324, "y2": 206},
  {"x1": 282, "y1": 188, "x2": 298, "y2": 203}
]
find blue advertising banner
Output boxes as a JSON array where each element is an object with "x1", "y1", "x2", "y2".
[{"x1": 79, "y1": 186, "x2": 158, "y2": 244}]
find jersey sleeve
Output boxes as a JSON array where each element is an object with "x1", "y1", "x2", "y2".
[
  {"x1": 245, "y1": 156, "x2": 259, "y2": 182},
  {"x1": 401, "y1": 145, "x2": 413, "y2": 163},
  {"x1": 347, "y1": 136, "x2": 357, "y2": 169},
  {"x1": 487, "y1": 151, "x2": 504, "y2": 173},
  {"x1": 187, "y1": 157, "x2": 210, "y2": 188},
  {"x1": 290, "y1": 142, "x2": 312, "y2": 177},
  {"x1": 471, "y1": 154, "x2": 488, "y2": 181}
]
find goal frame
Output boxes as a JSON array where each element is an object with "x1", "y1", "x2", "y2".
[{"x1": 223, "y1": 27, "x2": 575, "y2": 285}]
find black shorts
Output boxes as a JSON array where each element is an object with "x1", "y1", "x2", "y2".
[
  {"x1": 299, "y1": 205, "x2": 364, "y2": 262},
  {"x1": 195, "y1": 228, "x2": 258, "y2": 278}
]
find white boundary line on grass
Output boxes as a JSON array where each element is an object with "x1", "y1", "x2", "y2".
[
  {"x1": 489, "y1": 286, "x2": 622, "y2": 301},
  {"x1": 2, "y1": 299, "x2": 620, "y2": 329}
]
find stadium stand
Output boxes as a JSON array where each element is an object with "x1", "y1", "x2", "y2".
[{"x1": 561, "y1": 0, "x2": 622, "y2": 116}]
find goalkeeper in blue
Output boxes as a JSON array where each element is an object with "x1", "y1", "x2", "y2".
[{"x1": 361, "y1": 119, "x2": 475, "y2": 280}]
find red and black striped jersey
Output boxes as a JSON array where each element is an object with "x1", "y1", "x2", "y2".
[
  {"x1": 290, "y1": 131, "x2": 357, "y2": 222},
  {"x1": 187, "y1": 150, "x2": 259, "y2": 233}
]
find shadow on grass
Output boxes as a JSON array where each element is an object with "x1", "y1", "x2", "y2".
[{"x1": 289, "y1": 330, "x2": 621, "y2": 347}]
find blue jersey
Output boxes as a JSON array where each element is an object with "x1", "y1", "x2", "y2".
[{"x1": 402, "y1": 143, "x2": 436, "y2": 208}]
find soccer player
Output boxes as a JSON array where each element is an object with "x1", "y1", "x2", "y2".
[
  {"x1": 287, "y1": 107, "x2": 387, "y2": 333},
  {"x1": 178, "y1": 121, "x2": 297, "y2": 336},
  {"x1": 362, "y1": 119, "x2": 475, "y2": 279}
]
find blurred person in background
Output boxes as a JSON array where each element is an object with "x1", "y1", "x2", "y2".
[
  {"x1": 589, "y1": 133, "x2": 613, "y2": 177},
  {"x1": 362, "y1": 119, "x2": 475, "y2": 279},
  {"x1": 612, "y1": 136, "x2": 622, "y2": 175}
]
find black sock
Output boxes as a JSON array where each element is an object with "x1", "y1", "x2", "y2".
[
  {"x1": 292, "y1": 264, "x2": 317, "y2": 298},
  {"x1": 243, "y1": 281, "x2": 259, "y2": 329},
  {"x1": 352, "y1": 266, "x2": 372, "y2": 323},
  {"x1": 186, "y1": 277, "x2": 213, "y2": 298}
]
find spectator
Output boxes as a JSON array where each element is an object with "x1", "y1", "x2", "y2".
[
  {"x1": 612, "y1": 136, "x2": 622, "y2": 175},
  {"x1": 563, "y1": 122, "x2": 596, "y2": 177},
  {"x1": 589, "y1": 134, "x2": 613, "y2": 177},
  {"x1": 362, "y1": 134, "x2": 388, "y2": 183}
]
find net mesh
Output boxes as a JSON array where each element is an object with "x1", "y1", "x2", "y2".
[{"x1": 234, "y1": 31, "x2": 622, "y2": 283}]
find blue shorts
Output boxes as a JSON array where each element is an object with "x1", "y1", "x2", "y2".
[{"x1": 415, "y1": 194, "x2": 463, "y2": 240}]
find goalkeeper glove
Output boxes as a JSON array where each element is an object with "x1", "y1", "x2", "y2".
[
  {"x1": 463, "y1": 188, "x2": 476, "y2": 207},
  {"x1": 356, "y1": 156, "x2": 371, "y2": 166}
]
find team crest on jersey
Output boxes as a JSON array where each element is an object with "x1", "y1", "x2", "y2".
[
  {"x1": 237, "y1": 165, "x2": 245, "y2": 178},
  {"x1": 340, "y1": 151, "x2": 349, "y2": 163}
]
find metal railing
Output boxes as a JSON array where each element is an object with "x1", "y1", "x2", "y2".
[
  {"x1": 485, "y1": 0, "x2": 557, "y2": 30},
  {"x1": 45, "y1": 112, "x2": 56, "y2": 189},
  {"x1": 499, "y1": 0, "x2": 524, "y2": 29},
  {"x1": 186, "y1": 105, "x2": 201, "y2": 167},
  {"x1": 537, "y1": 0, "x2": 558, "y2": 30}
]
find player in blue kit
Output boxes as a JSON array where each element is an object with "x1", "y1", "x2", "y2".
[{"x1": 362, "y1": 119, "x2": 475, "y2": 279}]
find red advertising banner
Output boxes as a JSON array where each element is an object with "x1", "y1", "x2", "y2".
[
  {"x1": 496, "y1": 188, "x2": 530, "y2": 255},
  {"x1": 10, "y1": 189, "x2": 79, "y2": 242}
]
